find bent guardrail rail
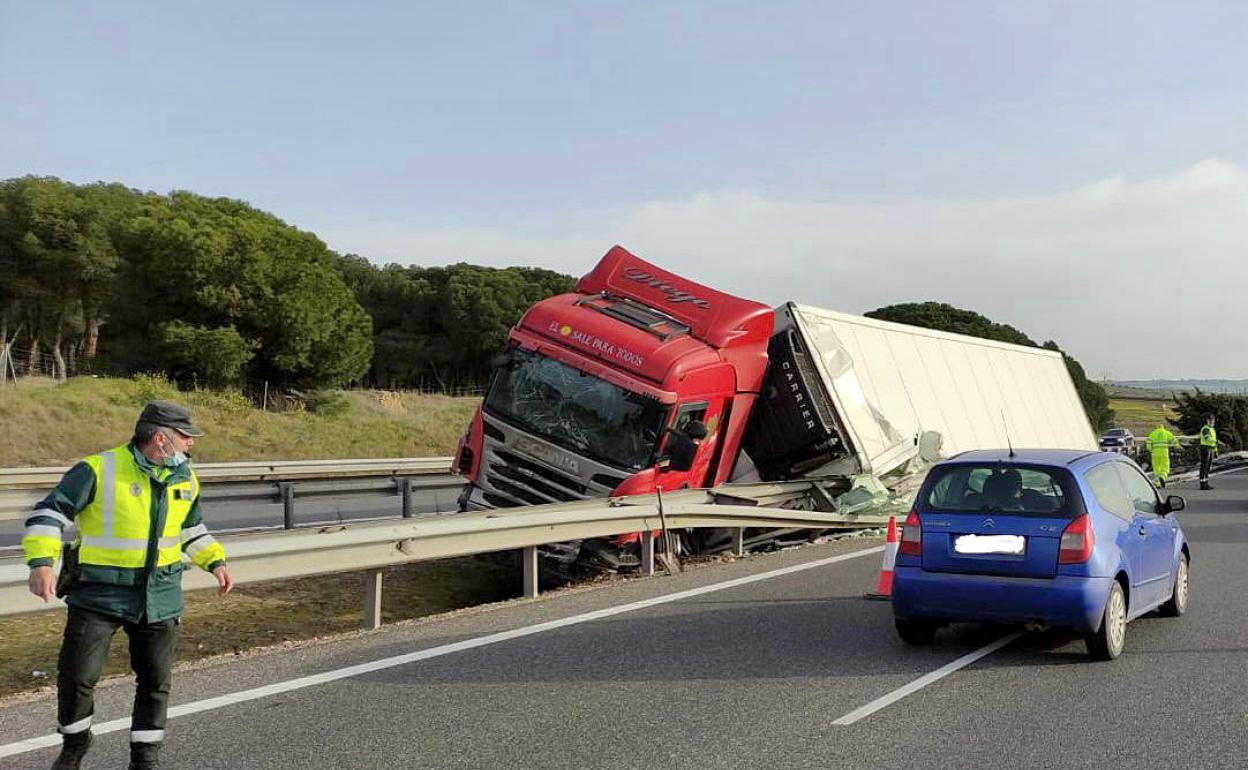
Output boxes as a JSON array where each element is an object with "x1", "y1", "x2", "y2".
[{"x1": 0, "y1": 480, "x2": 889, "y2": 626}]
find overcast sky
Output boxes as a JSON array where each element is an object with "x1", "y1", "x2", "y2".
[{"x1": 3, "y1": 1, "x2": 1246, "y2": 379}]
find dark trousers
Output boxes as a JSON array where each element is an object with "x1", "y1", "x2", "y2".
[
  {"x1": 1200, "y1": 447, "x2": 1214, "y2": 483},
  {"x1": 58, "y1": 605, "x2": 179, "y2": 738}
]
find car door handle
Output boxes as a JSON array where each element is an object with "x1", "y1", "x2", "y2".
[{"x1": 1138, "y1": 527, "x2": 1148, "y2": 536}]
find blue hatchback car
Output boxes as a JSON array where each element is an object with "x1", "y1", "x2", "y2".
[{"x1": 892, "y1": 449, "x2": 1190, "y2": 660}]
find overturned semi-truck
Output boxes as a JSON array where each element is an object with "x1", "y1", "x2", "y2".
[{"x1": 452, "y1": 246, "x2": 1097, "y2": 572}]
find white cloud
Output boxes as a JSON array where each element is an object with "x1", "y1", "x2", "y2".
[{"x1": 321, "y1": 159, "x2": 1248, "y2": 379}]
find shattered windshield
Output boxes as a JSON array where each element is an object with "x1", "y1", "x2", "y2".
[{"x1": 484, "y1": 347, "x2": 670, "y2": 471}]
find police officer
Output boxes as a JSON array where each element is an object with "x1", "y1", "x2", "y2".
[
  {"x1": 23, "y1": 402, "x2": 232, "y2": 770},
  {"x1": 1200, "y1": 413, "x2": 1218, "y2": 490},
  {"x1": 1146, "y1": 423, "x2": 1180, "y2": 488}
]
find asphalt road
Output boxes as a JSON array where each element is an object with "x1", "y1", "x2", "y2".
[{"x1": 1, "y1": 470, "x2": 1245, "y2": 769}]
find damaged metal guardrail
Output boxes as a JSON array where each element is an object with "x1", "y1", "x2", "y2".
[
  {"x1": 0, "y1": 457, "x2": 458, "y2": 524},
  {"x1": 0, "y1": 479, "x2": 890, "y2": 627}
]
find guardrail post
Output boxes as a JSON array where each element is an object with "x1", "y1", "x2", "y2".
[
  {"x1": 399, "y1": 478, "x2": 414, "y2": 518},
  {"x1": 522, "y1": 546, "x2": 539, "y2": 598},
  {"x1": 363, "y1": 569, "x2": 383, "y2": 630},
  {"x1": 279, "y1": 482, "x2": 295, "y2": 529},
  {"x1": 733, "y1": 527, "x2": 745, "y2": 558},
  {"x1": 640, "y1": 530, "x2": 655, "y2": 576}
]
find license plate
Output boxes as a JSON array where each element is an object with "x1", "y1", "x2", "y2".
[{"x1": 954, "y1": 534, "x2": 1025, "y2": 555}]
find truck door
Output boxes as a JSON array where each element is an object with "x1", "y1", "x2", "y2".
[{"x1": 654, "y1": 399, "x2": 724, "y2": 491}]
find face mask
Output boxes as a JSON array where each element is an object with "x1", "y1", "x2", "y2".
[{"x1": 158, "y1": 438, "x2": 189, "y2": 468}]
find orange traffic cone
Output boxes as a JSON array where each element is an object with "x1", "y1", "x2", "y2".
[{"x1": 865, "y1": 515, "x2": 898, "y2": 601}]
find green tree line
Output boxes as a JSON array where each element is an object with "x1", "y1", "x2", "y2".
[
  {"x1": 1173, "y1": 390, "x2": 1247, "y2": 452},
  {"x1": 337, "y1": 256, "x2": 573, "y2": 389},
  {"x1": 1, "y1": 177, "x2": 1124, "y2": 422},
  {"x1": 865, "y1": 302, "x2": 1116, "y2": 433},
  {"x1": 0, "y1": 176, "x2": 574, "y2": 391}
]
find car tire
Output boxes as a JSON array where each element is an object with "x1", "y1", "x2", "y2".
[
  {"x1": 1159, "y1": 553, "x2": 1189, "y2": 617},
  {"x1": 1087, "y1": 581, "x2": 1127, "y2": 661},
  {"x1": 895, "y1": 617, "x2": 940, "y2": 646}
]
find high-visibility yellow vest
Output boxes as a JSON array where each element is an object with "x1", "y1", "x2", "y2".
[
  {"x1": 1201, "y1": 425, "x2": 1217, "y2": 448},
  {"x1": 76, "y1": 444, "x2": 200, "y2": 569},
  {"x1": 1147, "y1": 427, "x2": 1176, "y2": 452}
]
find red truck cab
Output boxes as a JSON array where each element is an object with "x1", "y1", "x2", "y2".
[{"x1": 455, "y1": 246, "x2": 773, "y2": 511}]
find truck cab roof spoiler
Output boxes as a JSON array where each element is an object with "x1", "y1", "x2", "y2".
[
  {"x1": 574, "y1": 294, "x2": 690, "y2": 341},
  {"x1": 576, "y1": 246, "x2": 774, "y2": 349}
]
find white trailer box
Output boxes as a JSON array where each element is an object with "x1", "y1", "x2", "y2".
[{"x1": 742, "y1": 302, "x2": 1098, "y2": 481}]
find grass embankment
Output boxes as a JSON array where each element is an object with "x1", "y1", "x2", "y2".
[
  {"x1": 0, "y1": 375, "x2": 492, "y2": 699},
  {"x1": 0, "y1": 375, "x2": 479, "y2": 466},
  {"x1": 1108, "y1": 397, "x2": 1175, "y2": 437}
]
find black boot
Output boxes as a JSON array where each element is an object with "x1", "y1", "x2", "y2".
[
  {"x1": 1201, "y1": 482, "x2": 1213, "y2": 491},
  {"x1": 129, "y1": 742, "x2": 162, "y2": 770},
  {"x1": 50, "y1": 731, "x2": 92, "y2": 770}
]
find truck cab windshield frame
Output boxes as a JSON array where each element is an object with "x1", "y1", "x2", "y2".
[{"x1": 483, "y1": 346, "x2": 671, "y2": 473}]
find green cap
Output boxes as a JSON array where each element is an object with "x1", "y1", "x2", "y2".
[{"x1": 138, "y1": 401, "x2": 204, "y2": 437}]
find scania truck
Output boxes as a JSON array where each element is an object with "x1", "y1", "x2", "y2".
[{"x1": 452, "y1": 246, "x2": 1097, "y2": 569}]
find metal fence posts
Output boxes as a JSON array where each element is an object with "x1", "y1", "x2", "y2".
[
  {"x1": 522, "y1": 546, "x2": 539, "y2": 598},
  {"x1": 640, "y1": 530, "x2": 656, "y2": 576},
  {"x1": 733, "y1": 528, "x2": 745, "y2": 558},
  {"x1": 363, "y1": 569, "x2": 383, "y2": 630},
  {"x1": 399, "y1": 477, "x2": 414, "y2": 518},
  {"x1": 279, "y1": 482, "x2": 295, "y2": 529}
]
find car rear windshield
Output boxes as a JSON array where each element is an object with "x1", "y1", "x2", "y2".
[{"x1": 923, "y1": 464, "x2": 1078, "y2": 518}]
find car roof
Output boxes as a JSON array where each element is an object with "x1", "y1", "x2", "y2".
[{"x1": 941, "y1": 448, "x2": 1102, "y2": 467}]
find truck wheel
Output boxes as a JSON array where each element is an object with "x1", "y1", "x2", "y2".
[
  {"x1": 1159, "y1": 554, "x2": 1189, "y2": 617},
  {"x1": 895, "y1": 617, "x2": 940, "y2": 646},
  {"x1": 1087, "y1": 581, "x2": 1126, "y2": 661}
]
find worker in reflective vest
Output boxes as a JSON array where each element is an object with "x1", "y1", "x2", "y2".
[
  {"x1": 23, "y1": 401, "x2": 232, "y2": 770},
  {"x1": 1146, "y1": 424, "x2": 1180, "y2": 488},
  {"x1": 1200, "y1": 414, "x2": 1219, "y2": 490}
]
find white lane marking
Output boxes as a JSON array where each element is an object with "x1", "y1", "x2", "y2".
[
  {"x1": 832, "y1": 631, "x2": 1024, "y2": 726},
  {"x1": 0, "y1": 545, "x2": 883, "y2": 758}
]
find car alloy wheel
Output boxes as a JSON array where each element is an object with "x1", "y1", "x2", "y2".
[
  {"x1": 1089, "y1": 581, "x2": 1127, "y2": 661},
  {"x1": 1162, "y1": 555, "x2": 1189, "y2": 617},
  {"x1": 1174, "y1": 558, "x2": 1189, "y2": 612},
  {"x1": 1105, "y1": 586, "x2": 1126, "y2": 656}
]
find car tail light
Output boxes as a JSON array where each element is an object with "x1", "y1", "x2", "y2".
[
  {"x1": 899, "y1": 510, "x2": 922, "y2": 557},
  {"x1": 1058, "y1": 514, "x2": 1094, "y2": 564}
]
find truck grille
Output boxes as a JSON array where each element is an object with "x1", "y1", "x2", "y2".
[{"x1": 484, "y1": 449, "x2": 590, "y2": 506}]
